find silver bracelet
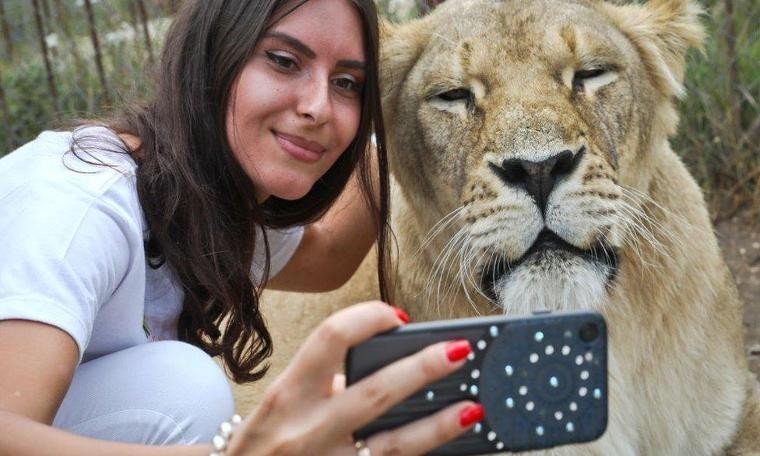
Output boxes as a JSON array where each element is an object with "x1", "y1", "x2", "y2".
[{"x1": 210, "y1": 414, "x2": 243, "y2": 456}]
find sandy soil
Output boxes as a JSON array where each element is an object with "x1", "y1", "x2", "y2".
[{"x1": 715, "y1": 215, "x2": 760, "y2": 375}]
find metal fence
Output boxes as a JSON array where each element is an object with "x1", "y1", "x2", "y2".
[{"x1": 0, "y1": 0, "x2": 182, "y2": 152}]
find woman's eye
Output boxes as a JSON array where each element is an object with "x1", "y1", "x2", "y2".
[
  {"x1": 265, "y1": 51, "x2": 297, "y2": 71},
  {"x1": 333, "y1": 77, "x2": 362, "y2": 94}
]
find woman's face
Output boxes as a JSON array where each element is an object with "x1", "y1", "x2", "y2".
[{"x1": 226, "y1": 0, "x2": 366, "y2": 202}]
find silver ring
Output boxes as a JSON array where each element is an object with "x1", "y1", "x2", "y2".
[{"x1": 354, "y1": 439, "x2": 371, "y2": 456}]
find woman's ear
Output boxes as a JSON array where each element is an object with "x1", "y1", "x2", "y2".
[
  {"x1": 379, "y1": 17, "x2": 432, "y2": 122},
  {"x1": 602, "y1": 0, "x2": 705, "y2": 99}
]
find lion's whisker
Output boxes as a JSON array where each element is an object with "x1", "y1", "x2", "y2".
[
  {"x1": 414, "y1": 205, "x2": 465, "y2": 259},
  {"x1": 619, "y1": 189, "x2": 687, "y2": 257},
  {"x1": 622, "y1": 186, "x2": 699, "y2": 249},
  {"x1": 426, "y1": 226, "x2": 469, "y2": 312},
  {"x1": 614, "y1": 203, "x2": 669, "y2": 271}
]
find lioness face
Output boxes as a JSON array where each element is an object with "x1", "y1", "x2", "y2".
[{"x1": 383, "y1": 0, "x2": 693, "y2": 313}]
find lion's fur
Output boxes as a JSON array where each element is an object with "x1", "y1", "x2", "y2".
[{"x1": 232, "y1": 0, "x2": 760, "y2": 453}]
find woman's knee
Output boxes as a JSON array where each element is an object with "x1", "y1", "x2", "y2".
[
  {"x1": 140, "y1": 341, "x2": 235, "y2": 441},
  {"x1": 55, "y1": 341, "x2": 235, "y2": 444}
]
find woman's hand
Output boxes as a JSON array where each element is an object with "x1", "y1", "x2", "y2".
[{"x1": 227, "y1": 301, "x2": 483, "y2": 455}]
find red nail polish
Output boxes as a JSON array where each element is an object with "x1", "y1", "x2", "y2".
[
  {"x1": 459, "y1": 404, "x2": 484, "y2": 427},
  {"x1": 445, "y1": 340, "x2": 471, "y2": 362},
  {"x1": 391, "y1": 306, "x2": 410, "y2": 324}
]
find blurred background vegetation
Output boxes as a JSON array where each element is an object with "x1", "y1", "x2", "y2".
[{"x1": 0, "y1": 0, "x2": 757, "y2": 222}]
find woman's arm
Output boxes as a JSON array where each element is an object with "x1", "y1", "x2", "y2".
[
  {"x1": 224, "y1": 302, "x2": 480, "y2": 455},
  {"x1": 0, "y1": 320, "x2": 212, "y2": 455},
  {"x1": 267, "y1": 150, "x2": 381, "y2": 292},
  {"x1": 1, "y1": 307, "x2": 480, "y2": 456}
]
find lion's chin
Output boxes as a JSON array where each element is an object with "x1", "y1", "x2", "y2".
[{"x1": 480, "y1": 232, "x2": 619, "y2": 314}]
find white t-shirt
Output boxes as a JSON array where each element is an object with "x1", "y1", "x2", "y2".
[{"x1": 0, "y1": 128, "x2": 303, "y2": 363}]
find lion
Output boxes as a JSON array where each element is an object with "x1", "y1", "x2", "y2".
[{"x1": 232, "y1": 0, "x2": 760, "y2": 453}]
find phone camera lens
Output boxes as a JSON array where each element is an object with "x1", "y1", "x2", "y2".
[{"x1": 579, "y1": 322, "x2": 599, "y2": 343}]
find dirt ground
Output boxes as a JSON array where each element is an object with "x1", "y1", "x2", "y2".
[{"x1": 715, "y1": 214, "x2": 760, "y2": 375}]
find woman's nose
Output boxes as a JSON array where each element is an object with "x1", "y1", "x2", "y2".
[{"x1": 297, "y1": 75, "x2": 332, "y2": 125}]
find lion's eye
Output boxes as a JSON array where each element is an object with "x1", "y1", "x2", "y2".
[
  {"x1": 574, "y1": 68, "x2": 606, "y2": 81},
  {"x1": 429, "y1": 87, "x2": 476, "y2": 116},
  {"x1": 572, "y1": 67, "x2": 618, "y2": 93},
  {"x1": 437, "y1": 88, "x2": 473, "y2": 103}
]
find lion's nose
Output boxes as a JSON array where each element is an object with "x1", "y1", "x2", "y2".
[{"x1": 489, "y1": 147, "x2": 585, "y2": 213}]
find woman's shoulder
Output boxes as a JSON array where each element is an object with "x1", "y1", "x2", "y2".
[
  {"x1": 1, "y1": 126, "x2": 139, "y2": 202},
  {"x1": 0, "y1": 126, "x2": 145, "y2": 238}
]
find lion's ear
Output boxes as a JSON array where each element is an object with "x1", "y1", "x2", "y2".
[
  {"x1": 380, "y1": 18, "x2": 431, "y2": 120},
  {"x1": 602, "y1": 0, "x2": 705, "y2": 98}
]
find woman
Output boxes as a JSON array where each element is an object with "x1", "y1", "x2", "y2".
[{"x1": 0, "y1": 0, "x2": 483, "y2": 454}]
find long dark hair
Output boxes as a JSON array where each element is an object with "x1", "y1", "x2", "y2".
[{"x1": 98, "y1": 0, "x2": 390, "y2": 383}]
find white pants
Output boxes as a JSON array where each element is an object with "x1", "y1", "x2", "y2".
[{"x1": 52, "y1": 341, "x2": 235, "y2": 445}]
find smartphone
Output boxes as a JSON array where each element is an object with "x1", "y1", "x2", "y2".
[{"x1": 345, "y1": 310, "x2": 608, "y2": 455}]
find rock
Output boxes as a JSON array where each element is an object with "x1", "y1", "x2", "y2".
[{"x1": 751, "y1": 344, "x2": 760, "y2": 356}]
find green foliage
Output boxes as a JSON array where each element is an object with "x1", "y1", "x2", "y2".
[
  {"x1": 2, "y1": 0, "x2": 758, "y2": 218},
  {"x1": 2, "y1": 62, "x2": 49, "y2": 142},
  {"x1": 0, "y1": 43, "x2": 157, "y2": 151},
  {"x1": 0, "y1": 0, "x2": 166, "y2": 151},
  {"x1": 673, "y1": 0, "x2": 760, "y2": 219}
]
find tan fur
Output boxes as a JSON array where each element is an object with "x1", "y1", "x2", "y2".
[{"x1": 233, "y1": 0, "x2": 760, "y2": 453}]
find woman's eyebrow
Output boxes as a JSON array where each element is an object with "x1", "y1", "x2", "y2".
[
  {"x1": 263, "y1": 31, "x2": 316, "y2": 58},
  {"x1": 337, "y1": 59, "x2": 366, "y2": 71},
  {"x1": 263, "y1": 31, "x2": 366, "y2": 71}
]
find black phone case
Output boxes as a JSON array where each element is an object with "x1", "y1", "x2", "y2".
[{"x1": 346, "y1": 310, "x2": 608, "y2": 455}]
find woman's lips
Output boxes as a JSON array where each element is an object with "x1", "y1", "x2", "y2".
[{"x1": 274, "y1": 131, "x2": 326, "y2": 163}]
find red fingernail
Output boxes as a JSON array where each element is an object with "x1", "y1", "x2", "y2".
[
  {"x1": 459, "y1": 404, "x2": 484, "y2": 427},
  {"x1": 391, "y1": 306, "x2": 410, "y2": 324},
  {"x1": 445, "y1": 340, "x2": 471, "y2": 362}
]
